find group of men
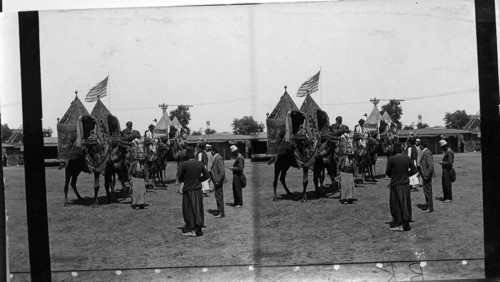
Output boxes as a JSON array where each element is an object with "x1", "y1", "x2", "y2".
[
  {"x1": 177, "y1": 142, "x2": 245, "y2": 237},
  {"x1": 386, "y1": 137, "x2": 455, "y2": 231}
]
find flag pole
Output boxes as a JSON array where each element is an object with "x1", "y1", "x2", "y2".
[
  {"x1": 108, "y1": 72, "x2": 111, "y2": 111},
  {"x1": 320, "y1": 67, "x2": 323, "y2": 108}
]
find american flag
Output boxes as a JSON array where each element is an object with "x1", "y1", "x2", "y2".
[
  {"x1": 296, "y1": 70, "x2": 320, "y2": 97},
  {"x1": 85, "y1": 76, "x2": 108, "y2": 102}
]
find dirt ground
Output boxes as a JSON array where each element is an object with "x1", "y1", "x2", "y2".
[{"x1": 4, "y1": 152, "x2": 484, "y2": 280}]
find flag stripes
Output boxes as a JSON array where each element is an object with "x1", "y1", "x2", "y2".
[
  {"x1": 85, "y1": 76, "x2": 108, "y2": 102},
  {"x1": 297, "y1": 70, "x2": 320, "y2": 97}
]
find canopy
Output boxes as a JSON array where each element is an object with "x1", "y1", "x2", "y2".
[
  {"x1": 268, "y1": 89, "x2": 299, "y2": 119},
  {"x1": 57, "y1": 96, "x2": 89, "y2": 160},
  {"x1": 59, "y1": 95, "x2": 89, "y2": 125},
  {"x1": 90, "y1": 99, "x2": 121, "y2": 141}
]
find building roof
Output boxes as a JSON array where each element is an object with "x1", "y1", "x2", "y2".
[
  {"x1": 187, "y1": 133, "x2": 261, "y2": 143},
  {"x1": 59, "y1": 95, "x2": 89, "y2": 125},
  {"x1": 268, "y1": 89, "x2": 299, "y2": 120},
  {"x1": 397, "y1": 127, "x2": 472, "y2": 137},
  {"x1": 44, "y1": 137, "x2": 59, "y2": 146}
]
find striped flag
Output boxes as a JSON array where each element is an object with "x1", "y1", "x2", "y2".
[
  {"x1": 85, "y1": 76, "x2": 108, "y2": 102},
  {"x1": 297, "y1": 70, "x2": 320, "y2": 97}
]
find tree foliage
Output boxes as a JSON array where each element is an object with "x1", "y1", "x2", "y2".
[
  {"x1": 444, "y1": 110, "x2": 470, "y2": 129},
  {"x1": 416, "y1": 122, "x2": 429, "y2": 129},
  {"x1": 380, "y1": 100, "x2": 403, "y2": 129},
  {"x1": 169, "y1": 105, "x2": 191, "y2": 132},
  {"x1": 403, "y1": 124, "x2": 414, "y2": 130},
  {"x1": 191, "y1": 129, "x2": 202, "y2": 136},
  {"x1": 232, "y1": 116, "x2": 265, "y2": 135},
  {"x1": 1, "y1": 124, "x2": 13, "y2": 142},
  {"x1": 42, "y1": 127, "x2": 53, "y2": 137},
  {"x1": 204, "y1": 128, "x2": 217, "y2": 135}
]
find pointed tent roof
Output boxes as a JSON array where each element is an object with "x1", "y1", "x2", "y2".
[
  {"x1": 381, "y1": 111, "x2": 392, "y2": 123},
  {"x1": 59, "y1": 95, "x2": 89, "y2": 124},
  {"x1": 365, "y1": 105, "x2": 382, "y2": 130},
  {"x1": 299, "y1": 94, "x2": 321, "y2": 115},
  {"x1": 171, "y1": 116, "x2": 182, "y2": 129},
  {"x1": 90, "y1": 99, "x2": 112, "y2": 122},
  {"x1": 155, "y1": 112, "x2": 172, "y2": 130},
  {"x1": 268, "y1": 88, "x2": 299, "y2": 120}
]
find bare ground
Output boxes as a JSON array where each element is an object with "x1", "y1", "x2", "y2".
[{"x1": 4, "y1": 152, "x2": 484, "y2": 280}]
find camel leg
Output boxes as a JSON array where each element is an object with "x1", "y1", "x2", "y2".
[
  {"x1": 63, "y1": 168, "x2": 72, "y2": 206},
  {"x1": 313, "y1": 166, "x2": 322, "y2": 199},
  {"x1": 93, "y1": 172, "x2": 100, "y2": 208},
  {"x1": 70, "y1": 171, "x2": 83, "y2": 200},
  {"x1": 279, "y1": 168, "x2": 292, "y2": 195},
  {"x1": 301, "y1": 167, "x2": 309, "y2": 203},
  {"x1": 104, "y1": 171, "x2": 113, "y2": 204},
  {"x1": 272, "y1": 164, "x2": 280, "y2": 201}
]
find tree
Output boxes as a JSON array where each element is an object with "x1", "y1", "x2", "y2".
[
  {"x1": 170, "y1": 105, "x2": 191, "y2": 132},
  {"x1": 232, "y1": 116, "x2": 265, "y2": 135},
  {"x1": 204, "y1": 128, "x2": 217, "y2": 135},
  {"x1": 403, "y1": 123, "x2": 414, "y2": 130},
  {"x1": 416, "y1": 122, "x2": 429, "y2": 129},
  {"x1": 380, "y1": 100, "x2": 403, "y2": 129},
  {"x1": 1, "y1": 124, "x2": 12, "y2": 142},
  {"x1": 444, "y1": 110, "x2": 470, "y2": 129},
  {"x1": 191, "y1": 129, "x2": 202, "y2": 136},
  {"x1": 42, "y1": 127, "x2": 53, "y2": 137}
]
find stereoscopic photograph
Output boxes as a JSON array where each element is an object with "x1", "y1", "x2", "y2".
[{"x1": 1, "y1": 0, "x2": 492, "y2": 280}]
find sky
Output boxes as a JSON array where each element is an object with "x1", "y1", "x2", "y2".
[{"x1": 1, "y1": 0, "x2": 483, "y2": 136}]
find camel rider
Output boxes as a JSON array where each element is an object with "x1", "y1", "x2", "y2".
[
  {"x1": 121, "y1": 121, "x2": 141, "y2": 143},
  {"x1": 330, "y1": 116, "x2": 350, "y2": 138},
  {"x1": 144, "y1": 124, "x2": 158, "y2": 140},
  {"x1": 354, "y1": 119, "x2": 367, "y2": 134}
]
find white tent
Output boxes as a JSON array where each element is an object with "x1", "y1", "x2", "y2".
[
  {"x1": 364, "y1": 105, "x2": 382, "y2": 132},
  {"x1": 154, "y1": 112, "x2": 172, "y2": 137}
]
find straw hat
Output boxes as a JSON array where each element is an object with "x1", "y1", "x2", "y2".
[
  {"x1": 230, "y1": 145, "x2": 238, "y2": 152},
  {"x1": 439, "y1": 140, "x2": 447, "y2": 147}
]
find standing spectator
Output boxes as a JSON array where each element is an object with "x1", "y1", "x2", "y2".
[
  {"x1": 229, "y1": 145, "x2": 245, "y2": 208},
  {"x1": 415, "y1": 139, "x2": 423, "y2": 187},
  {"x1": 3, "y1": 153, "x2": 7, "y2": 167},
  {"x1": 460, "y1": 141, "x2": 465, "y2": 153},
  {"x1": 196, "y1": 143, "x2": 210, "y2": 197},
  {"x1": 211, "y1": 147, "x2": 226, "y2": 218},
  {"x1": 385, "y1": 144, "x2": 418, "y2": 231},
  {"x1": 405, "y1": 138, "x2": 419, "y2": 192},
  {"x1": 336, "y1": 147, "x2": 357, "y2": 204},
  {"x1": 438, "y1": 140, "x2": 454, "y2": 203},
  {"x1": 419, "y1": 140, "x2": 435, "y2": 212},
  {"x1": 178, "y1": 156, "x2": 210, "y2": 237},
  {"x1": 206, "y1": 144, "x2": 214, "y2": 191},
  {"x1": 176, "y1": 143, "x2": 188, "y2": 191},
  {"x1": 128, "y1": 151, "x2": 147, "y2": 210}
]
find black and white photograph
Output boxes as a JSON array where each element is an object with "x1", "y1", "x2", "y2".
[{"x1": 1, "y1": 0, "x2": 499, "y2": 281}]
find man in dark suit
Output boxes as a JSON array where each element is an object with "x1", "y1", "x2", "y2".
[
  {"x1": 419, "y1": 140, "x2": 435, "y2": 212},
  {"x1": 386, "y1": 144, "x2": 418, "y2": 231},
  {"x1": 178, "y1": 156, "x2": 210, "y2": 237},
  {"x1": 211, "y1": 147, "x2": 226, "y2": 218}
]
